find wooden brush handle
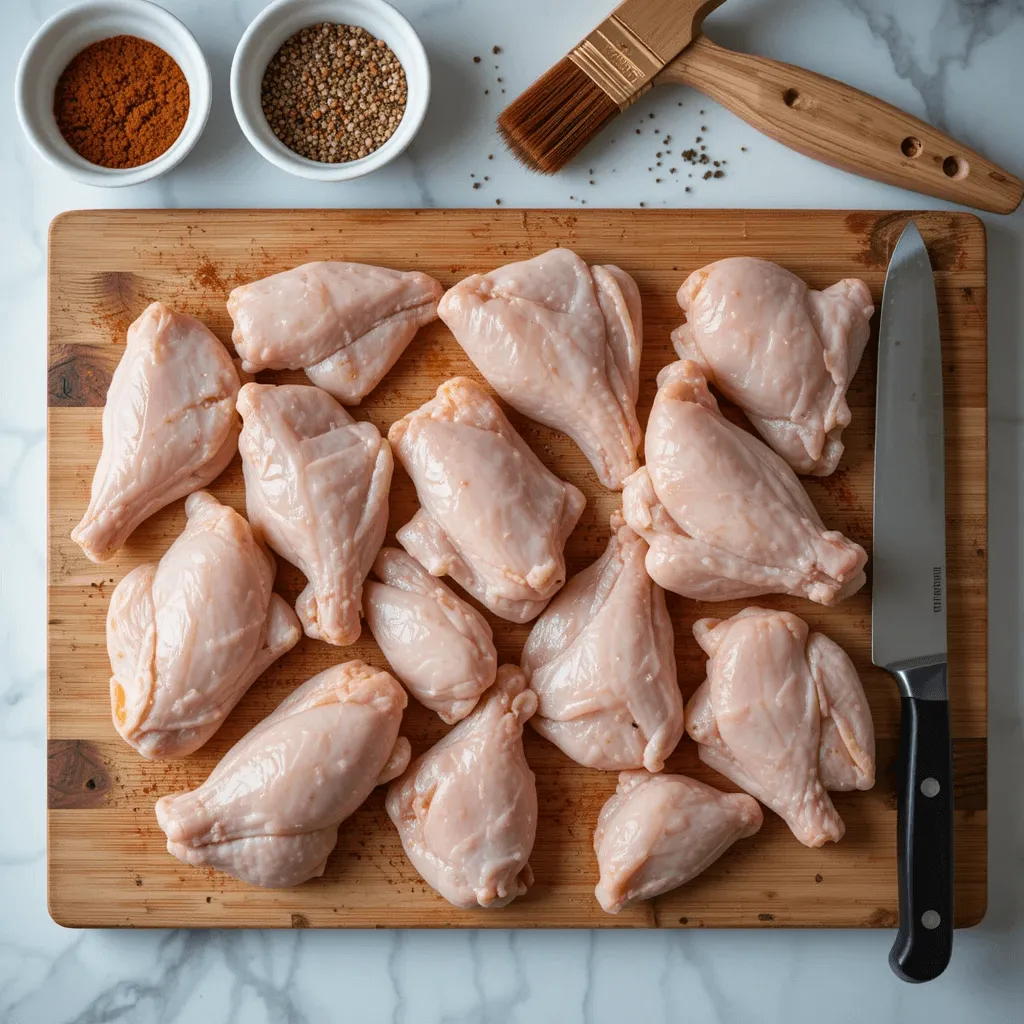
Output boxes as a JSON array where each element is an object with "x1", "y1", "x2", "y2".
[{"x1": 661, "y1": 35, "x2": 1023, "y2": 214}]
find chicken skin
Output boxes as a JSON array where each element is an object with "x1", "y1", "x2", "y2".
[
  {"x1": 673, "y1": 258, "x2": 873, "y2": 476},
  {"x1": 107, "y1": 492, "x2": 301, "y2": 759},
  {"x1": 390, "y1": 377, "x2": 586, "y2": 623},
  {"x1": 156, "y1": 661, "x2": 411, "y2": 888},
  {"x1": 622, "y1": 361, "x2": 867, "y2": 605},
  {"x1": 521, "y1": 511, "x2": 683, "y2": 772},
  {"x1": 228, "y1": 262, "x2": 442, "y2": 404},
  {"x1": 685, "y1": 607, "x2": 875, "y2": 847},
  {"x1": 594, "y1": 771, "x2": 763, "y2": 914},
  {"x1": 237, "y1": 383, "x2": 392, "y2": 646},
  {"x1": 363, "y1": 547, "x2": 497, "y2": 724},
  {"x1": 72, "y1": 302, "x2": 241, "y2": 563},
  {"x1": 438, "y1": 248, "x2": 642, "y2": 489},
  {"x1": 386, "y1": 666, "x2": 538, "y2": 909}
]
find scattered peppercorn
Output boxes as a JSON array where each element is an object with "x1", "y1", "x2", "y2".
[
  {"x1": 473, "y1": 55, "x2": 481, "y2": 63},
  {"x1": 703, "y1": 170, "x2": 713, "y2": 179},
  {"x1": 492, "y1": 45, "x2": 501, "y2": 54},
  {"x1": 741, "y1": 146, "x2": 748, "y2": 151},
  {"x1": 495, "y1": 198, "x2": 501, "y2": 204},
  {"x1": 714, "y1": 169, "x2": 724, "y2": 178},
  {"x1": 261, "y1": 23, "x2": 407, "y2": 163},
  {"x1": 53, "y1": 35, "x2": 189, "y2": 168},
  {"x1": 472, "y1": 182, "x2": 480, "y2": 189},
  {"x1": 685, "y1": 186, "x2": 691, "y2": 192},
  {"x1": 488, "y1": 153, "x2": 493, "y2": 159},
  {"x1": 701, "y1": 124, "x2": 708, "y2": 131}
]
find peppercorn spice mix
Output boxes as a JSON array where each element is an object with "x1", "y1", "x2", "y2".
[{"x1": 261, "y1": 23, "x2": 408, "y2": 163}]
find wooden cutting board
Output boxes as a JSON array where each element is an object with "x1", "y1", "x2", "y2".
[{"x1": 47, "y1": 209, "x2": 987, "y2": 929}]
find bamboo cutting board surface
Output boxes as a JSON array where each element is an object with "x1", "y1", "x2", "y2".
[{"x1": 47, "y1": 209, "x2": 987, "y2": 929}]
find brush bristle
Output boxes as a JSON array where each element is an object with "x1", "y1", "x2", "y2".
[{"x1": 498, "y1": 58, "x2": 619, "y2": 174}]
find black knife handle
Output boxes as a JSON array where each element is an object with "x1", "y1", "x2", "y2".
[{"x1": 890, "y1": 679, "x2": 954, "y2": 983}]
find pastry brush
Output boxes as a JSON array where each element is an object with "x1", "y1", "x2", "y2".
[{"x1": 497, "y1": 0, "x2": 1022, "y2": 214}]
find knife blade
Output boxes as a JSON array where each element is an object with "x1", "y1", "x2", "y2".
[{"x1": 872, "y1": 219, "x2": 954, "y2": 983}]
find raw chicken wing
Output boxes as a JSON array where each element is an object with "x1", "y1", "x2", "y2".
[
  {"x1": 685, "y1": 607, "x2": 875, "y2": 847},
  {"x1": 386, "y1": 666, "x2": 538, "y2": 909},
  {"x1": 72, "y1": 302, "x2": 241, "y2": 562},
  {"x1": 594, "y1": 770, "x2": 762, "y2": 913},
  {"x1": 390, "y1": 377, "x2": 586, "y2": 623},
  {"x1": 521, "y1": 511, "x2": 683, "y2": 772},
  {"x1": 622, "y1": 361, "x2": 867, "y2": 604},
  {"x1": 364, "y1": 547, "x2": 497, "y2": 724},
  {"x1": 674, "y1": 258, "x2": 873, "y2": 476},
  {"x1": 108, "y1": 492, "x2": 300, "y2": 759},
  {"x1": 438, "y1": 248, "x2": 642, "y2": 489},
  {"x1": 237, "y1": 383, "x2": 392, "y2": 646},
  {"x1": 228, "y1": 262, "x2": 442, "y2": 404},
  {"x1": 156, "y1": 661, "x2": 411, "y2": 888}
]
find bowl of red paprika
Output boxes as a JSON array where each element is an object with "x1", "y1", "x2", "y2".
[{"x1": 15, "y1": 0, "x2": 212, "y2": 187}]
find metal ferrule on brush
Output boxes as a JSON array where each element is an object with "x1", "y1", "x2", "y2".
[{"x1": 568, "y1": 15, "x2": 664, "y2": 108}]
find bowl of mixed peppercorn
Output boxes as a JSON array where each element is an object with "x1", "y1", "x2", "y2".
[
  {"x1": 16, "y1": 0, "x2": 211, "y2": 186},
  {"x1": 231, "y1": 0, "x2": 429, "y2": 181}
]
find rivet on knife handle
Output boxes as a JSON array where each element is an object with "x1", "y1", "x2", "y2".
[{"x1": 660, "y1": 35, "x2": 1023, "y2": 214}]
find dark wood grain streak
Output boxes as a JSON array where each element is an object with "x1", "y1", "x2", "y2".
[{"x1": 47, "y1": 739, "x2": 112, "y2": 808}]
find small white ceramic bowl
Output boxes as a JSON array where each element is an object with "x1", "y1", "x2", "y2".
[
  {"x1": 231, "y1": 0, "x2": 430, "y2": 181},
  {"x1": 15, "y1": 0, "x2": 211, "y2": 188}
]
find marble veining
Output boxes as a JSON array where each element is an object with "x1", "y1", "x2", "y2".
[{"x1": 1, "y1": 0, "x2": 1023, "y2": 1021}]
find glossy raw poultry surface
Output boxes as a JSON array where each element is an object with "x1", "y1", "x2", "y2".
[
  {"x1": 521, "y1": 511, "x2": 683, "y2": 772},
  {"x1": 673, "y1": 258, "x2": 874, "y2": 476},
  {"x1": 623, "y1": 360, "x2": 867, "y2": 604},
  {"x1": 237, "y1": 382, "x2": 392, "y2": 646},
  {"x1": 71, "y1": 302, "x2": 241, "y2": 562},
  {"x1": 364, "y1": 547, "x2": 497, "y2": 724},
  {"x1": 686, "y1": 607, "x2": 876, "y2": 847},
  {"x1": 228, "y1": 261, "x2": 442, "y2": 404},
  {"x1": 390, "y1": 376, "x2": 586, "y2": 623},
  {"x1": 156, "y1": 661, "x2": 411, "y2": 888},
  {"x1": 438, "y1": 247, "x2": 642, "y2": 490},
  {"x1": 386, "y1": 666, "x2": 538, "y2": 909},
  {"x1": 107, "y1": 492, "x2": 300, "y2": 759},
  {"x1": 594, "y1": 771, "x2": 763, "y2": 914}
]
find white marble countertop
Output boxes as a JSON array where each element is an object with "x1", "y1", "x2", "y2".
[{"x1": 2, "y1": 0, "x2": 1022, "y2": 1021}]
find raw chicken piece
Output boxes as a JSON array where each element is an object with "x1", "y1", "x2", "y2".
[
  {"x1": 594, "y1": 770, "x2": 762, "y2": 914},
  {"x1": 673, "y1": 258, "x2": 874, "y2": 476},
  {"x1": 237, "y1": 383, "x2": 392, "y2": 646},
  {"x1": 438, "y1": 248, "x2": 642, "y2": 489},
  {"x1": 364, "y1": 548, "x2": 497, "y2": 724},
  {"x1": 386, "y1": 665, "x2": 538, "y2": 909},
  {"x1": 622, "y1": 360, "x2": 867, "y2": 605},
  {"x1": 521, "y1": 511, "x2": 683, "y2": 772},
  {"x1": 156, "y1": 661, "x2": 411, "y2": 888},
  {"x1": 228, "y1": 262, "x2": 443, "y2": 404},
  {"x1": 685, "y1": 607, "x2": 875, "y2": 847},
  {"x1": 390, "y1": 377, "x2": 586, "y2": 623},
  {"x1": 72, "y1": 302, "x2": 241, "y2": 562},
  {"x1": 108, "y1": 492, "x2": 301, "y2": 759}
]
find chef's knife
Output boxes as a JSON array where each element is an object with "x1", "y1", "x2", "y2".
[{"x1": 872, "y1": 220, "x2": 954, "y2": 983}]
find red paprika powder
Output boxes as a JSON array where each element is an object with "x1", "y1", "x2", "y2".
[{"x1": 53, "y1": 34, "x2": 190, "y2": 169}]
